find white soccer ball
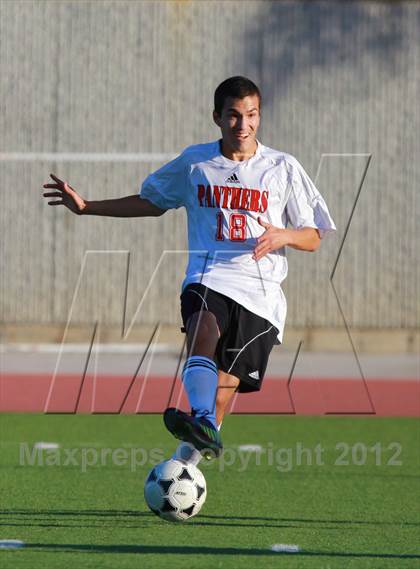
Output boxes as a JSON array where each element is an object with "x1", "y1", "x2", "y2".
[{"x1": 144, "y1": 459, "x2": 207, "y2": 522}]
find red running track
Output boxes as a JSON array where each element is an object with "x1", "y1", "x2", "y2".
[{"x1": 0, "y1": 374, "x2": 419, "y2": 416}]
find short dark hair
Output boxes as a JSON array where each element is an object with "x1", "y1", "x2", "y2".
[{"x1": 214, "y1": 76, "x2": 261, "y2": 116}]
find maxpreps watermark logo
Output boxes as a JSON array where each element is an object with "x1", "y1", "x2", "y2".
[
  {"x1": 19, "y1": 442, "x2": 165, "y2": 473},
  {"x1": 19, "y1": 441, "x2": 402, "y2": 473}
]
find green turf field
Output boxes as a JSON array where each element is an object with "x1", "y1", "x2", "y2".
[{"x1": 0, "y1": 414, "x2": 419, "y2": 568}]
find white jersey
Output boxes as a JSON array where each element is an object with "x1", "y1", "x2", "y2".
[{"x1": 140, "y1": 140, "x2": 336, "y2": 342}]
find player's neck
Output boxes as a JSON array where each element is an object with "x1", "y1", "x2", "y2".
[{"x1": 219, "y1": 139, "x2": 258, "y2": 162}]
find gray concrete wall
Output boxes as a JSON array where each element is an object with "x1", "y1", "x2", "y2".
[{"x1": 1, "y1": 1, "x2": 419, "y2": 333}]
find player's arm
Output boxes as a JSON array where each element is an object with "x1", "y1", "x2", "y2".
[
  {"x1": 253, "y1": 218, "x2": 320, "y2": 261},
  {"x1": 285, "y1": 227, "x2": 320, "y2": 251},
  {"x1": 42, "y1": 173, "x2": 166, "y2": 217}
]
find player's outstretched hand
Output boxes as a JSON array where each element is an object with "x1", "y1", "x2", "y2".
[
  {"x1": 252, "y1": 217, "x2": 291, "y2": 261},
  {"x1": 43, "y1": 173, "x2": 87, "y2": 214}
]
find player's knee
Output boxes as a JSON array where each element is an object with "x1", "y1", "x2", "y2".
[
  {"x1": 216, "y1": 384, "x2": 237, "y2": 409},
  {"x1": 187, "y1": 311, "x2": 219, "y2": 355},
  {"x1": 216, "y1": 388, "x2": 231, "y2": 410},
  {"x1": 216, "y1": 372, "x2": 239, "y2": 411}
]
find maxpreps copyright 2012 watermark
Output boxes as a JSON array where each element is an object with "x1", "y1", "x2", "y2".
[{"x1": 19, "y1": 441, "x2": 402, "y2": 473}]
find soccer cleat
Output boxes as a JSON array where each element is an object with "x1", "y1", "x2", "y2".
[{"x1": 163, "y1": 407, "x2": 223, "y2": 459}]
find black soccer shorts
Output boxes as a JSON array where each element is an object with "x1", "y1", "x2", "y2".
[{"x1": 180, "y1": 283, "x2": 279, "y2": 393}]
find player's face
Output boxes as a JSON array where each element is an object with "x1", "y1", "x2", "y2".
[{"x1": 213, "y1": 95, "x2": 260, "y2": 155}]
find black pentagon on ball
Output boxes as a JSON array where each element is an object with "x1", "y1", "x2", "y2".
[
  {"x1": 178, "y1": 467, "x2": 193, "y2": 481},
  {"x1": 161, "y1": 498, "x2": 177, "y2": 512},
  {"x1": 196, "y1": 484, "x2": 205, "y2": 500},
  {"x1": 146, "y1": 470, "x2": 158, "y2": 483},
  {"x1": 159, "y1": 479, "x2": 174, "y2": 494},
  {"x1": 182, "y1": 504, "x2": 195, "y2": 516}
]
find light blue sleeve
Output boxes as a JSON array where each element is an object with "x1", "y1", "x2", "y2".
[
  {"x1": 139, "y1": 151, "x2": 190, "y2": 210},
  {"x1": 285, "y1": 158, "x2": 337, "y2": 238}
]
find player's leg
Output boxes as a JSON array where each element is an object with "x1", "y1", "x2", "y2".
[
  {"x1": 181, "y1": 309, "x2": 220, "y2": 428},
  {"x1": 216, "y1": 370, "x2": 239, "y2": 426},
  {"x1": 186, "y1": 309, "x2": 220, "y2": 358},
  {"x1": 173, "y1": 370, "x2": 238, "y2": 465},
  {"x1": 165, "y1": 312, "x2": 223, "y2": 456},
  {"x1": 165, "y1": 285, "x2": 228, "y2": 458}
]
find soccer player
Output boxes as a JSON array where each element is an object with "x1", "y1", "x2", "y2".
[{"x1": 43, "y1": 76, "x2": 336, "y2": 463}]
